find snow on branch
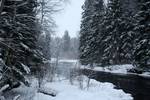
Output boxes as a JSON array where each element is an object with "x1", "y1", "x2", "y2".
[
  {"x1": 20, "y1": 63, "x2": 30, "y2": 74},
  {"x1": 0, "y1": 84, "x2": 9, "y2": 93},
  {"x1": 13, "y1": 95, "x2": 21, "y2": 100},
  {"x1": 7, "y1": 0, "x2": 23, "y2": 1},
  {"x1": 20, "y1": 42, "x2": 31, "y2": 51}
]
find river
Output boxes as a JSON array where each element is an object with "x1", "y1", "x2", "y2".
[{"x1": 82, "y1": 69, "x2": 150, "y2": 100}]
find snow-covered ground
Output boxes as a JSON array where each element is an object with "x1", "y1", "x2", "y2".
[
  {"x1": 33, "y1": 76, "x2": 133, "y2": 100},
  {"x1": 5, "y1": 76, "x2": 133, "y2": 100}
]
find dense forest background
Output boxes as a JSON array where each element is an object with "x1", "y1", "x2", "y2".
[{"x1": 79, "y1": 0, "x2": 150, "y2": 71}]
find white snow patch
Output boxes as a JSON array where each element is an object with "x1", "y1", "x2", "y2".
[
  {"x1": 20, "y1": 43, "x2": 30, "y2": 50},
  {"x1": 82, "y1": 64, "x2": 150, "y2": 77},
  {"x1": 51, "y1": 58, "x2": 78, "y2": 63},
  {"x1": 139, "y1": 72, "x2": 150, "y2": 77},
  {"x1": 59, "y1": 59, "x2": 78, "y2": 63},
  {"x1": 20, "y1": 63, "x2": 30, "y2": 74},
  {"x1": 82, "y1": 64, "x2": 134, "y2": 74},
  {"x1": 33, "y1": 76, "x2": 133, "y2": 100}
]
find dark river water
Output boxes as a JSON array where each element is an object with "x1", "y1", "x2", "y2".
[{"x1": 82, "y1": 69, "x2": 150, "y2": 100}]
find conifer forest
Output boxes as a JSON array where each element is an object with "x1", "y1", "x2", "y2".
[{"x1": 0, "y1": 0, "x2": 150, "y2": 100}]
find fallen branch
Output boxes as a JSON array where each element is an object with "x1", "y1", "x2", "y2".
[{"x1": 38, "y1": 87, "x2": 57, "y2": 97}]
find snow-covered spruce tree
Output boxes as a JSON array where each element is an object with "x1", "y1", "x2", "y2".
[
  {"x1": 101, "y1": 0, "x2": 134, "y2": 65},
  {"x1": 79, "y1": 0, "x2": 105, "y2": 66},
  {"x1": 0, "y1": 0, "x2": 43, "y2": 91},
  {"x1": 101, "y1": 0, "x2": 122, "y2": 65},
  {"x1": 133, "y1": 0, "x2": 150, "y2": 71},
  {"x1": 86, "y1": 0, "x2": 105, "y2": 65},
  {"x1": 116, "y1": 0, "x2": 135, "y2": 64},
  {"x1": 79, "y1": 0, "x2": 94, "y2": 65},
  {"x1": 120, "y1": 0, "x2": 139, "y2": 16},
  {"x1": 99, "y1": 6, "x2": 113, "y2": 66},
  {"x1": 118, "y1": 15, "x2": 135, "y2": 64}
]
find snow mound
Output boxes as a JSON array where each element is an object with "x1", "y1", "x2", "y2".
[{"x1": 33, "y1": 76, "x2": 133, "y2": 100}]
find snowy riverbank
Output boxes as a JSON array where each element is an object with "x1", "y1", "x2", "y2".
[
  {"x1": 82, "y1": 64, "x2": 150, "y2": 77},
  {"x1": 81, "y1": 64, "x2": 134, "y2": 74},
  {"x1": 33, "y1": 76, "x2": 133, "y2": 100}
]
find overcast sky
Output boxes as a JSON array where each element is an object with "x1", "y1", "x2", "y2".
[{"x1": 54, "y1": 0, "x2": 85, "y2": 37}]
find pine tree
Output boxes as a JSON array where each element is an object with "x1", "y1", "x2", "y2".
[
  {"x1": 100, "y1": 7, "x2": 113, "y2": 65},
  {"x1": 79, "y1": 0, "x2": 105, "y2": 65},
  {"x1": 0, "y1": 0, "x2": 43, "y2": 90},
  {"x1": 101, "y1": 0, "x2": 135, "y2": 65},
  {"x1": 120, "y1": 0, "x2": 139, "y2": 16},
  {"x1": 119, "y1": 15, "x2": 134, "y2": 64},
  {"x1": 79, "y1": 0, "x2": 93, "y2": 65},
  {"x1": 101, "y1": 0, "x2": 124, "y2": 65},
  {"x1": 133, "y1": 0, "x2": 150, "y2": 71},
  {"x1": 87, "y1": 0, "x2": 105, "y2": 64}
]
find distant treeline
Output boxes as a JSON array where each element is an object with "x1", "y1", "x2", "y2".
[{"x1": 51, "y1": 30, "x2": 79, "y2": 59}]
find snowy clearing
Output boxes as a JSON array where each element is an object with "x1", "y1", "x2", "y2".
[{"x1": 33, "y1": 76, "x2": 133, "y2": 100}]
